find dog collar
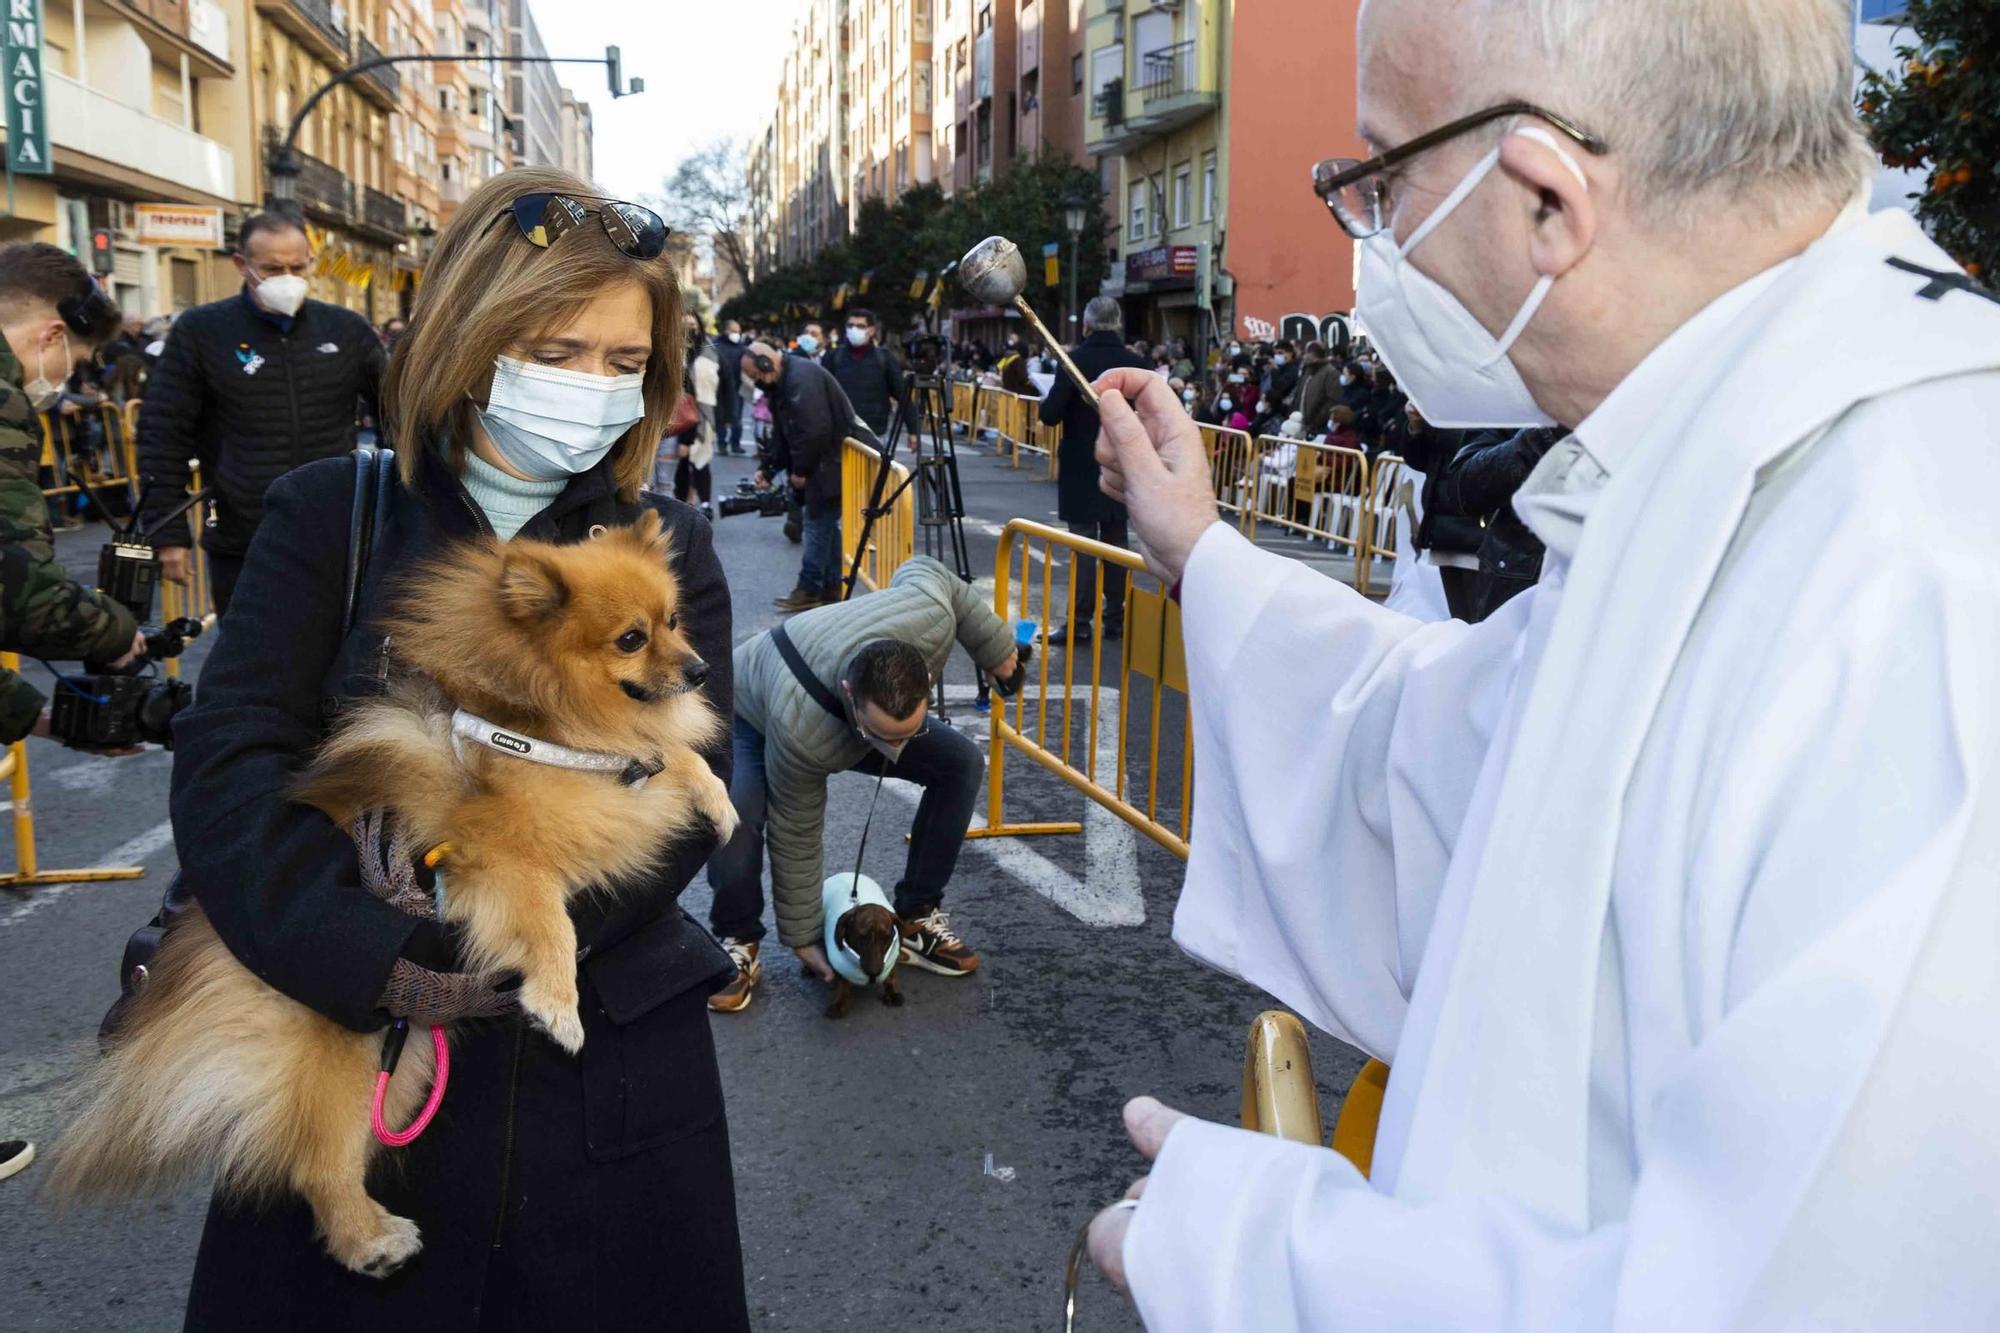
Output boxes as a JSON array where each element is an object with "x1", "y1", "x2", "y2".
[{"x1": 449, "y1": 709, "x2": 661, "y2": 788}]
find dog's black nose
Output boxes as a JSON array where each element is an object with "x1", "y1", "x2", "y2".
[{"x1": 683, "y1": 658, "x2": 709, "y2": 689}]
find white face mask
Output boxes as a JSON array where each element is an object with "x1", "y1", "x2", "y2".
[
  {"x1": 1354, "y1": 129, "x2": 1582, "y2": 429},
  {"x1": 1227, "y1": 372, "x2": 1245, "y2": 384},
  {"x1": 845, "y1": 326, "x2": 870, "y2": 347},
  {"x1": 1182, "y1": 389, "x2": 1198, "y2": 404},
  {"x1": 24, "y1": 330, "x2": 69, "y2": 411},
  {"x1": 252, "y1": 272, "x2": 309, "y2": 318},
  {"x1": 1228, "y1": 343, "x2": 1242, "y2": 356},
  {"x1": 1218, "y1": 397, "x2": 1233, "y2": 413},
  {"x1": 478, "y1": 355, "x2": 646, "y2": 481},
  {"x1": 727, "y1": 331, "x2": 742, "y2": 343},
  {"x1": 1273, "y1": 354, "x2": 1289, "y2": 367}
]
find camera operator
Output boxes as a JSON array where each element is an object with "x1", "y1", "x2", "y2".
[
  {"x1": 0, "y1": 244, "x2": 144, "y2": 752},
  {"x1": 703, "y1": 555, "x2": 1024, "y2": 1012},
  {"x1": 741, "y1": 339, "x2": 858, "y2": 612}
]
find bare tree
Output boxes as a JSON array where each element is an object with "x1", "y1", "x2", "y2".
[{"x1": 652, "y1": 140, "x2": 753, "y2": 294}]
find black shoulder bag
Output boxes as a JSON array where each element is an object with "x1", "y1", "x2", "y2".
[{"x1": 100, "y1": 448, "x2": 397, "y2": 1045}]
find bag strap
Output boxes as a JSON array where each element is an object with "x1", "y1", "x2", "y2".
[
  {"x1": 770, "y1": 623, "x2": 848, "y2": 725},
  {"x1": 343, "y1": 446, "x2": 396, "y2": 639}
]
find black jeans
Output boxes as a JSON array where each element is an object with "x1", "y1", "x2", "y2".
[
  {"x1": 1068, "y1": 515, "x2": 1128, "y2": 627},
  {"x1": 706, "y1": 714, "x2": 984, "y2": 944}
]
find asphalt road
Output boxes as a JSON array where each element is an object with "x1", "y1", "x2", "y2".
[{"x1": 0, "y1": 418, "x2": 1367, "y2": 1332}]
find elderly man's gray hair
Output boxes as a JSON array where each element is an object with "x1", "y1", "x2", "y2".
[
  {"x1": 1083, "y1": 296, "x2": 1125, "y2": 333},
  {"x1": 1465, "y1": 0, "x2": 1874, "y2": 225}
]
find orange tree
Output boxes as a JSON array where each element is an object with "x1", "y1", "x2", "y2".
[{"x1": 1858, "y1": 0, "x2": 2000, "y2": 281}]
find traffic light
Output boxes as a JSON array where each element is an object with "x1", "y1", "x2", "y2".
[
  {"x1": 89, "y1": 229, "x2": 114, "y2": 276},
  {"x1": 606, "y1": 45, "x2": 623, "y2": 98}
]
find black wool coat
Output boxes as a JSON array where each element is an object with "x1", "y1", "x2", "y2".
[
  {"x1": 1038, "y1": 330, "x2": 1152, "y2": 525},
  {"x1": 136, "y1": 291, "x2": 385, "y2": 555},
  {"x1": 167, "y1": 441, "x2": 748, "y2": 1332}
]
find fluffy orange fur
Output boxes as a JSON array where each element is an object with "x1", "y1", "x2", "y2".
[{"x1": 49, "y1": 510, "x2": 734, "y2": 1278}]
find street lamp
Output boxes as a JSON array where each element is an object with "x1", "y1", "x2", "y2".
[{"x1": 1062, "y1": 193, "x2": 1087, "y2": 345}]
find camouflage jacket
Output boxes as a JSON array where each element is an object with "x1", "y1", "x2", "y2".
[{"x1": 0, "y1": 336, "x2": 138, "y2": 742}]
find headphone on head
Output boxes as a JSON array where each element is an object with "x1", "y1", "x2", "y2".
[{"x1": 746, "y1": 343, "x2": 777, "y2": 374}]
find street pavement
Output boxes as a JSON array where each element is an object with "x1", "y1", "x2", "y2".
[{"x1": 0, "y1": 421, "x2": 1367, "y2": 1331}]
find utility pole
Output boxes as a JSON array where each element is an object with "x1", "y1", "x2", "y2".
[{"x1": 266, "y1": 46, "x2": 644, "y2": 213}]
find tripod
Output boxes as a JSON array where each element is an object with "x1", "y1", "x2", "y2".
[{"x1": 842, "y1": 368, "x2": 985, "y2": 716}]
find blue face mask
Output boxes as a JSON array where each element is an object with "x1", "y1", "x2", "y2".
[
  {"x1": 477, "y1": 355, "x2": 645, "y2": 481},
  {"x1": 796, "y1": 333, "x2": 820, "y2": 355}
]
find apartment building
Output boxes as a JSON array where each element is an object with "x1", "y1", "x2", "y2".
[
  {"x1": 431, "y1": 0, "x2": 511, "y2": 226},
  {"x1": 747, "y1": 120, "x2": 777, "y2": 279},
  {"x1": 1014, "y1": 0, "x2": 1086, "y2": 164},
  {"x1": 930, "y1": 0, "x2": 1017, "y2": 193},
  {"x1": 0, "y1": 0, "x2": 245, "y2": 313},
  {"x1": 504, "y1": 0, "x2": 562, "y2": 168},
  {"x1": 558, "y1": 87, "x2": 592, "y2": 184},
  {"x1": 844, "y1": 0, "x2": 933, "y2": 212},
  {"x1": 770, "y1": 0, "x2": 849, "y2": 268}
]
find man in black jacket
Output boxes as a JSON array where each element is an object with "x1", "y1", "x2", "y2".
[
  {"x1": 744, "y1": 339, "x2": 858, "y2": 610},
  {"x1": 1038, "y1": 296, "x2": 1150, "y2": 643},
  {"x1": 1428, "y1": 426, "x2": 1566, "y2": 623},
  {"x1": 824, "y1": 307, "x2": 904, "y2": 437},
  {"x1": 137, "y1": 213, "x2": 384, "y2": 615}
]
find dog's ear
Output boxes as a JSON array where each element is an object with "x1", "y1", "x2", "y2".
[
  {"x1": 625, "y1": 508, "x2": 670, "y2": 561},
  {"x1": 497, "y1": 547, "x2": 569, "y2": 623}
]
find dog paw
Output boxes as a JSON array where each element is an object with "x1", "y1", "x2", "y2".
[
  {"x1": 331, "y1": 1212, "x2": 423, "y2": 1278},
  {"x1": 520, "y1": 980, "x2": 585, "y2": 1054},
  {"x1": 882, "y1": 989, "x2": 905, "y2": 1008}
]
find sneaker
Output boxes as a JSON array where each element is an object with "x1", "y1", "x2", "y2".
[
  {"x1": 0, "y1": 1140, "x2": 33, "y2": 1184},
  {"x1": 773, "y1": 586, "x2": 824, "y2": 612},
  {"x1": 898, "y1": 908, "x2": 979, "y2": 977},
  {"x1": 707, "y1": 939, "x2": 762, "y2": 1013}
]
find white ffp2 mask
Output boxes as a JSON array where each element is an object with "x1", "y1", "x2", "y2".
[
  {"x1": 478, "y1": 355, "x2": 645, "y2": 481},
  {"x1": 254, "y1": 274, "x2": 309, "y2": 318},
  {"x1": 1354, "y1": 128, "x2": 1585, "y2": 429}
]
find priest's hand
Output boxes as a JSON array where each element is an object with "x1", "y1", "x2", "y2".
[
  {"x1": 1086, "y1": 1095, "x2": 1190, "y2": 1293},
  {"x1": 1092, "y1": 369, "x2": 1221, "y2": 583}
]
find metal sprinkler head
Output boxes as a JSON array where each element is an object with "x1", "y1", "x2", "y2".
[{"x1": 958, "y1": 236, "x2": 1028, "y2": 306}]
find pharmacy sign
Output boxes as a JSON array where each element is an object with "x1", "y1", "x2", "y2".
[{"x1": 5, "y1": 0, "x2": 48, "y2": 176}]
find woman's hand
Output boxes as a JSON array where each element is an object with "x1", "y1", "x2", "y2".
[{"x1": 1092, "y1": 369, "x2": 1222, "y2": 584}]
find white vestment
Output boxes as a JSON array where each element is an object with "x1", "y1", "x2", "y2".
[{"x1": 1126, "y1": 207, "x2": 2000, "y2": 1330}]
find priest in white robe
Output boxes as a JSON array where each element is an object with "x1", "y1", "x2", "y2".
[{"x1": 1081, "y1": 0, "x2": 2000, "y2": 1327}]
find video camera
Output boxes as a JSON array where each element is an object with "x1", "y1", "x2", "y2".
[
  {"x1": 716, "y1": 477, "x2": 789, "y2": 520},
  {"x1": 43, "y1": 490, "x2": 209, "y2": 750}
]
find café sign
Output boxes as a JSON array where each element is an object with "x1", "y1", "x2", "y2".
[
  {"x1": 135, "y1": 204, "x2": 226, "y2": 248},
  {"x1": 1125, "y1": 244, "x2": 1197, "y2": 285}
]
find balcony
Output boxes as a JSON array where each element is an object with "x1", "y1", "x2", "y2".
[
  {"x1": 353, "y1": 33, "x2": 401, "y2": 108},
  {"x1": 360, "y1": 184, "x2": 406, "y2": 241},
  {"x1": 254, "y1": 0, "x2": 347, "y2": 67},
  {"x1": 462, "y1": 2, "x2": 492, "y2": 38},
  {"x1": 1089, "y1": 43, "x2": 1218, "y2": 155},
  {"x1": 973, "y1": 29, "x2": 993, "y2": 101},
  {"x1": 106, "y1": 0, "x2": 234, "y2": 77},
  {"x1": 44, "y1": 71, "x2": 236, "y2": 202},
  {"x1": 264, "y1": 125, "x2": 350, "y2": 224}
]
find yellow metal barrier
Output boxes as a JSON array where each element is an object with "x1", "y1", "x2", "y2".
[
  {"x1": 1357, "y1": 452, "x2": 1408, "y2": 599},
  {"x1": 970, "y1": 520, "x2": 1388, "y2": 1175},
  {"x1": 950, "y1": 380, "x2": 975, "y2": 433},
  {"x1": 158, "y1": 460, "x2": 216, "y2": 676},
  {"x1": 1253, "y1": 436, "x2": 1374, "y2": 567},
  {"x1": 0, "y1": 652, "x2": 146, "y2": 889},
  {"x1": 39, "y1": 406, "x2": 138, "y2": 510},
  {"x1": 838, "y1": 435, "x2": 915, "y2": 596},
  {"x1": 1196, "y1": 423, "x2": 1260, "y2": 536},
  {"x1": 971, "y1": 518, "x2": 1191, "y2": 857}
]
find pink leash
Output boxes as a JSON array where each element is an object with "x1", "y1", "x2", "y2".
[{"x1": 371, "y1": 1020, "x2": 450, "y2": 1148}]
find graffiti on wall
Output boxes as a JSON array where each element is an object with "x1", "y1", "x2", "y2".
[{"x1": 1240, "y1": 311, "x2": 1355, "y2": 352}]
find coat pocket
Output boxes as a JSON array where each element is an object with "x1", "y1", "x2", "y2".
[{"x1": 579, "y1": 982, "x2": 724, "y2": 1163}]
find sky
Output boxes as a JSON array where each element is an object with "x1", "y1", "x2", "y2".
[{"x1": 534, "y1": 0, "x2": 808, "y2": 202}]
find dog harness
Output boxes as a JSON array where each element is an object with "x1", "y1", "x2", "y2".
[
  {"x1": 449, "y1": 709, "x2": 662, "y2": 788},
  {"x1": 822, "y1": 871, "x2": 900, "y2": 986}
]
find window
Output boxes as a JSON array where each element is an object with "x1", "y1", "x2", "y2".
[
  {"x1": 1128, "y1": 180, "x2": 1147, "y2": 240},
  {"x1": 914, "y1": 63, "x2": 931, "y2": 112},
  {"x1": 1071, "y1": 53, "x2": 1083, "y2": 94},
  {"x1": 1172, "y1": 163, "x2": 1191, "y2": 229},
  {"x1": 1201, "y1": 150, "x2": 1217, "y2": 221},
  {"x1": 1091, "y1": 44, "x2": 1124, "y2": 96}
]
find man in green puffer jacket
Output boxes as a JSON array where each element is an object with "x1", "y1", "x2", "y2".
[{"x1": 705, "y1": 556, "x2": 1023, "y2": 1011}]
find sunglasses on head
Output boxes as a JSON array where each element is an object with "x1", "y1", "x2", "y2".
[
  {"x1": 58, "y1": 276, "x2": 118, "y2": 339},
  {"x1": 495, "y1": 193, "x2": 670, "y2": 261}
]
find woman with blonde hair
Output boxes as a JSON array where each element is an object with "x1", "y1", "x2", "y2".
[{"x1": 165, "y1": 167, "x2": 748, "y2": 1329}]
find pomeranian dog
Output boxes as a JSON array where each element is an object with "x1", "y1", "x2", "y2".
[{"x1": 50, "y1": 510, "x2": 736, "y2": 1278}]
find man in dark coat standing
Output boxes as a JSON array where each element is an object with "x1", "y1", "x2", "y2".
[
  {"x1": 1038, "y1": 296, "x2": 1149, "y2": 644},
  {"x1": 744, "y1": 340, "x2": 858, "y2": 610},
  {"x1": 137, "y1": 212, "x2": 384, "y2": 615},
  {"x1": 824, "y1": 307, "x2": 904, "y2": 438}
]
